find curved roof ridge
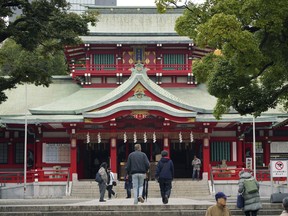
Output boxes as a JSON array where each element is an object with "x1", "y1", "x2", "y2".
[
  {"x1": 75, "y1": 66, "x2": 143, "y2": 114},
  {"x1": 29, "y1": 64, "x2": 211, "y2": 115},
  {"x1": 84, "y1": 101, "x2": 197, "y2": 118},
  {"x1": 78, "y1": 63, "x2": 208, "y2": 114},
  {"x1": 131, "y1": 64, "x2": 209, "y2": 113}
]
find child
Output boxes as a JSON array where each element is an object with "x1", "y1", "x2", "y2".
[{"x1": 124, "y1": 173, "x2": 132, "y2": 198}]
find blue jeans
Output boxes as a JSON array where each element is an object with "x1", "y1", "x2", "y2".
[
  {"x1": 132, "y1": 173, "x2": 146, "y2": 204},
  {"x1": 192, "y1": 169, "x2": 200, "y2": 180}
]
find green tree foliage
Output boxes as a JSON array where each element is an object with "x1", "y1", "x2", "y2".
[
  {"x1": 156, "y1": 0, "x2": 288, "y2": 118},
  {"x1": 0, "y1": 0, "x2": 98, "y2": 103}
]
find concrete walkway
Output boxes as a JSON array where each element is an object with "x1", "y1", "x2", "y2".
[
  {"x1": 0, "y1": 197, "x2": 215, "y2": 206},
  {"x1": 0, "y1": 196, "x2": 272, "y2": 207}
]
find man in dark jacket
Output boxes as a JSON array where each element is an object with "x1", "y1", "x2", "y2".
[
  {"x1": 155, "y1": 150, "x2": 174, "y2": 204},
  {"x1": 126, "y1": 143, "x2": 150, "y2": 205}
]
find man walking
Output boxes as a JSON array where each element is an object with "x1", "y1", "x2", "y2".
[
  {"x1": 155, "y1": 150, "x2": 174, "y2": 204},
  {"x1": 126, "y1": 143, "x2": 150, "y2": 204}
]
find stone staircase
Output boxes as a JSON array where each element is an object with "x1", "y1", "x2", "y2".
[
  {"x1": 0, "y1": 201, "x2": 282, "y2": 216},
  {"x1": 70, "y1": 179, "x2": 210, "y2": 199}
]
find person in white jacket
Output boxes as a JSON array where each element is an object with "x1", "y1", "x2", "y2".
[{"x1": 106, "y1": 168, "x2": 117, "y2": 199}]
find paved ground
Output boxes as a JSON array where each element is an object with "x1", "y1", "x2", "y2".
[
  {"x1": 0, "y1": 196, "x2": 272, "y2": 207},
  {"x1": 0, "y1": 198, "x2": 214, "y2": 206}
]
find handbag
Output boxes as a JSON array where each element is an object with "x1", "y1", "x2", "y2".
[
  {"x1": 95, "y1": 172, "x2": 103, "y2": 183},
  {"x1": 237, "y1": 193, "x2": 244, "y2": 208},
  {"x1": 112, "y1": 181, "x2": 117, "y2": 186}
]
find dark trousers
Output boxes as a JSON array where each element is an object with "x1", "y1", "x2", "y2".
[
  {"x1": 98, "y1": 182, "x2": 106, "y2": 201},
  {"x1": 126, "y1": 187, "x2": 131, "y2": 198},
  {"x1": 158, "y1": 179, "x2": 172, "y2": 200},
  {"x1": 106, "y1": 185, "x2": 115, "y2": 198},
  {"x1": 245, "y1": 210, "x2": 258, "y2": 216}
]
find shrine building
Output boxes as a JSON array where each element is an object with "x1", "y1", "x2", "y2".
[{"x1": 1, "y1": 7, "x2": 288, "y2": 197}]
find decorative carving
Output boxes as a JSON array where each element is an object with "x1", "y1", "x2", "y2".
[{"x1": 131, "y1": 110, "x2": 149, "y2": 120}]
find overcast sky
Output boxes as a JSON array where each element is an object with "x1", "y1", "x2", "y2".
[{"x1": 117, "y1": 0, "x2": 204, "y2": 6}]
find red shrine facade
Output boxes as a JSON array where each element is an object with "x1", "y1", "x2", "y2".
[{"x1": 1, "y1": 7, "x2": 288, "y2": 184}]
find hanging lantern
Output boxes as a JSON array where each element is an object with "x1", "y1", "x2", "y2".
[
  {"x1": 143, "y1": 132, "x2": 147, "y2": 143},
  {"x1": 97, "y1": 132, "x2": 101, "y2": 144},
  {"x1": 179, "y1": 131, "x2": 182, "y2": 143},
  {"x1": 124, "y1": 132, "x2": 127, "y2": 143},
  {"x1": 190, "y1": 131, "x2": 194, "y2": 143},
  {"x1": 153, "y1": 132, "x2": 156, "y2": 143},
  {"x1": 133, "y1": 132, "x2": 137, "y2": 143},
  {"x1": 86, "y1": 132, "x2": 90, "y2": 144}
]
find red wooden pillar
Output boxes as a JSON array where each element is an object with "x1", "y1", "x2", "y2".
[
  {"x1": 110, "y1": 138, "x2": 117, "y2": 173},
  {"x1": 34, "y1": 126, "x2": 42, "y2": 170},
  {"x1": 203, "y1": 137, "x2": 210, "y2": 180},
  {"x1": 263, "y1": 140, "x2": 270, "y2": 166},
  {"x1": 70, "y1": 138, "x2": 77, "y2": 180},
  {"x1": 237, "y1": 140, "x2": 243, "y2": 167},
  {"x1": 163, "y1": 137, "x2": 170, "y2": 155},
  {"x1": 35, "y1": 140, "x2": 42, "y2": 169}
]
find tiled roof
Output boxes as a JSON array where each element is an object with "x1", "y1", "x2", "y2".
[
  {"x1": 0, "y1": 68, "x2": 286, "y2": 124},
  {"x1": 80, "y1": 35, "x2": 192, "y2": 44},
  {"x1": 84, "y1": 101, "x2": 197, "y2": 118}
]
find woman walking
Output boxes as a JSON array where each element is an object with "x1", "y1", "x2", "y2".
[
  {"x1": 106, "y1": 168, "x2": 117, "y2": 199},
  {"x1": 97, "y1": 162, "x2": 108, "y2": 202},
  {"x1": 238, "y1": 170, "x2": 262, "y2": 216}
]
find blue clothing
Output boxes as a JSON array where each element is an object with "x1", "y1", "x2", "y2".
[
  {"x1": 132, "y1": 173, "x2": 146, "y2": 204},
  {"x1": 155, "y1": 157, "x2": 174, "y2": 180},
  {"x1": 126, "y1": 150, "x2": 150, "y2": 175},
  {"x1": 155, "y1": 157, "x2": 174, "y2": 204},
  {"x1": 126, "y1": 149, "x2": 149, "y2": 204},
  {"x1": 124, "y1": 174, "x2": 133, "y2": 198}
]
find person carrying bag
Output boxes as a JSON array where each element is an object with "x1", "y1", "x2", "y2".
[{"x1": 238, "y1": 170, "x2": 262, "y2": 216}]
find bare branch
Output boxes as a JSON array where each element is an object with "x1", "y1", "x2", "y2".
[{"x1": 251, "y1": 61, "x2": 274, "y2": 79}]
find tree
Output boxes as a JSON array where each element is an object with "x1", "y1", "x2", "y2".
[
  {"x1": 0, "y1": 0, "x2": 98, "y2": 103},
  {"x1": 156, "y1": 0, "x2": 288, "y2": 118}
]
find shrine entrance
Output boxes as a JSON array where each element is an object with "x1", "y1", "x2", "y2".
[
  {"x1": 117, "y1": 140, "x2": 162, "y2": 180},
  {"x1": 79, "y1": 142, "x2": 110, "y2": 179},
  {"x1": 170, "y1": 140, "x2": 203, "y2": 178}
]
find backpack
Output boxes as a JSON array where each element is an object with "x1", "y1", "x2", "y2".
[
  {"x1": 243, "y1": 179, "x2": 258, "y2": 194},
  {"x1": 95, "y1": 172, "x2": 103, "y2": 183}
]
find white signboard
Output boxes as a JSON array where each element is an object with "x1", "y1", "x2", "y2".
[
  {"x1": 271, "y1": 160, "x2": 288, "y2": 177},
  {"x1": 43, "y1": 143, "x2": 70, "y2": 163},
  {"x1": 246, "y1": 157, "x2": 252, "y2": 170}
]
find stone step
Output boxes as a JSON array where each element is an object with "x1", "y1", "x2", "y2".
[
  {"x1": 0, "y1": 205, "x2": 281, "y2": 216},
  {"x1": 71, "y1": 180, "x2": 210, "y2": 199}
]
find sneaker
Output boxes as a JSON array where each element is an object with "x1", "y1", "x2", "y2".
[
  {"x1": 138, "y1": 196, "x2": 145, "y2": 203},
  {"x1": 163, "y1": 195, "x2": 168, "y2": 204},
  {"x1": 114, "y1": 193, "x2": 117, "y2": 198},
  {"x1": 99, "y1": 199, "x2": 106, "y2": 202}
]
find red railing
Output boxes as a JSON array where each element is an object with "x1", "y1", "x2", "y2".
[
  {"x1": 0, "y1": 169, "x2": 69, "y2": 184},
  {"x1": 69, "y1": 63, "x2": 192, "y2": 77},
  {"x1": 210, "y1": 167, "x2": 249, "y2": 181},
  {"x1": 210, "y1": 167, "x2": 286, "y2": 182}
]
